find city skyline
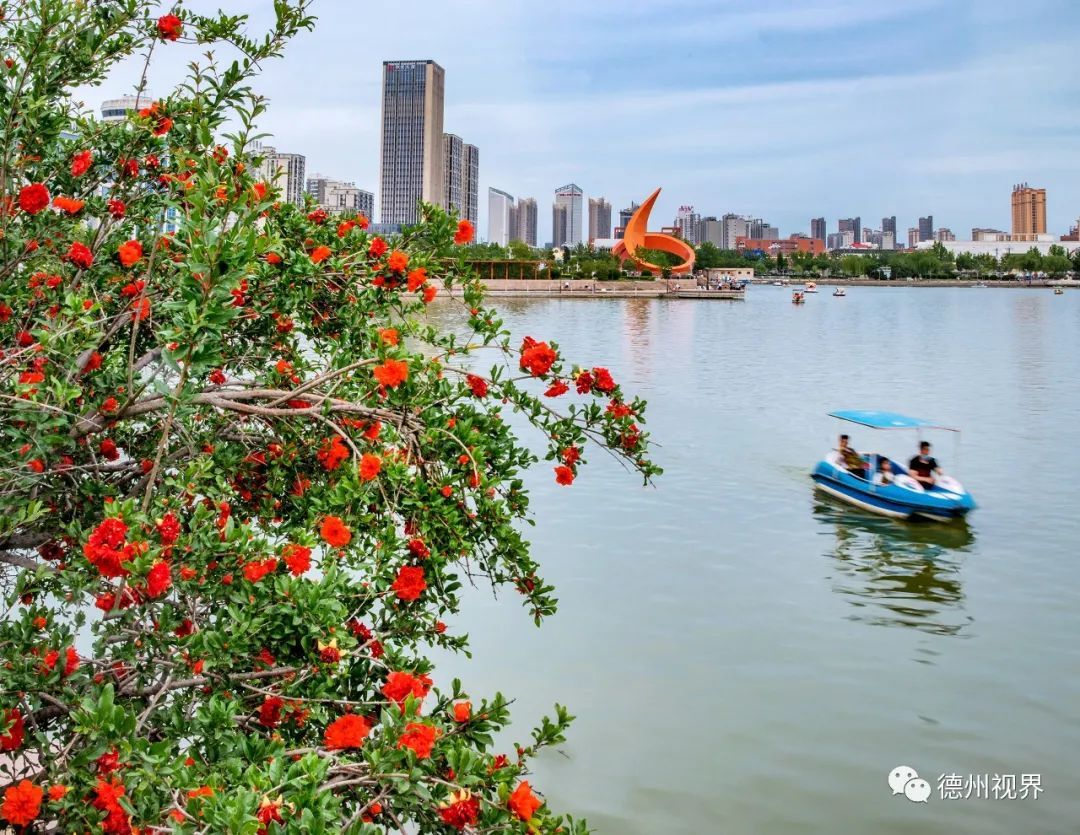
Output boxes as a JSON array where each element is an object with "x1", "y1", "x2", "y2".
[{"x1": 84, "y1": 0, "x2": 1079, "y2": 242}]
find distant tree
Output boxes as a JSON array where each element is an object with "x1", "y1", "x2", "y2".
[
  {"x1": 694, "y1": 241, "x2": 723, "y2": 269},
  {"x1": 508, "y1": 239, "x2": 534, "y2": 260}
]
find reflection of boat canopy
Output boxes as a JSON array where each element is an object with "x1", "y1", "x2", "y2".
[{"x1": 811, "y1": 410, "x2": 976, "y2": 521}]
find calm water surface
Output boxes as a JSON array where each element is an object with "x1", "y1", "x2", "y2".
[{"x1": 428, "y1": 287, "x2": 1080, "y2": 834}]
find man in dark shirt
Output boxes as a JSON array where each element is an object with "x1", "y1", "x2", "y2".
[{"x1": 908, "y1": 441, "x2": 941, "y2": 488}]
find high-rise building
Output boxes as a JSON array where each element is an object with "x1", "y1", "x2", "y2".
[
  {"x1": 748, "y1": 220, "x2": 778, "y2": 240},
  {"x1": 699, "y1": 217, "x2": 722, "y2": 247},
  {"x1": 514, "y1": 198, "x2": 538, "y2": 247},
  {"x1": 838, "y1": 217, "x2": 861, "y2": 245},
  {"x1": 826, "y1": 231, "x2": 855, "y2": 250},
  {"x1": 306, "y1": 176, "x2": 374, "y2": 217},
  {"x1": 589, "y1": 197, "x2": 612, "y2": 242},
  {"x1": 907, "y1": 227, "x2": 920, "y2": 248},
  {"x1": 553, "y1": 184, "x2": 583, "y2": 248},
  {"x1": 488, "y1": 188, "x2": 514, "y2": 247},
  {"x1": 721, "y1": 213, "x2": 748, "y2": 249},
  {"x1": 616, "y1": 203, "x2": 640, "y2": 239},
  {"x1": 936, "y1": 228, "x2": 956, "y2": 242},
  {"x1": 882, "y1": 216, "x2": 897, "y2": 237},
  {"x1": 462, "y1": 143, "x2": 479, "y2": 226},
  {"x1": 674, "y1": 206, "x2": 701, "y2": 245},
  {"x1": 379, "y1": 60, "x2": 445, "y2": 225},
  {"x1": 918, "y1": 215, "x2": 934, "y2": 242},
  {"x1": 1011, "y1": 184, "x2": 1047, "y2": 240},
  {"x1": 257, "y1": 145, "x2": 306, "y2": 206},
  {"x1": 810, "y1": 217, "x2": 826, "y2": 241},
  {"x1": 442, "y1": 134, "x2": 463, "y2": 218},
  {"x1": 972, "y1": 227, "x2": 1007, "y2": 241},
  {"x1": 442, "y1": 134, "x2": 479, "y2": 226},
  {"x1": 881, "y1": 231, "x2": 896, "y2": 250}
]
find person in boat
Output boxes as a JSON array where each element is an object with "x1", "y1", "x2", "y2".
[
  {"x1": 874, "y1": 457, "x2": 894, "y2": 485},
  {"x1": 908, "y1": 441, "x2": 941, "y2": 488},
  {"x1": 838, "y1": 434, "x2": 868, "y2": 478}
]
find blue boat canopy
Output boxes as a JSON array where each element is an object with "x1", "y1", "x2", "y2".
[{"x1": 829, "y1": 410, "x2": 959, "y2": 431}]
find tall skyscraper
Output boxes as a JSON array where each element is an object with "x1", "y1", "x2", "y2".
[
  {"x1": 721, "y1": 214, "x2": 748, "y2": 249},
  {"x1": 674, "y1": 205, "x2": 700, "y2": 244},
  {"x1": 379, "y1": 60, "x2": 445, "y2": 225},
  {"x1": 462, "y1": 143, "x2": 479, "y2": 226},
  {"x1": 918, "y1": 215, "x2": 934, "y2": 242},
  {"x1": 306, "y1": 176, "x2": 374, "y2": 218},
  {"x1": 810, "y1": 217, "x2": 826, "y2": 241},
  {"x1": 257, "y1": 145, "x2": 306, "y2": 206},
  {"x1": 1011, "y1": 184, "x2": 1046, "y2": 240},
  {"x1": 936, "y1": 227, "x2": 955, "y2": 242},
  {"x1": 882, "y1": 216, "x2": 897, "y2": 237},
  {"x1": 700, "y1": 217, "x2": 723, "y2": 247},
  {"x1": 552, "y1": 184, "x2": 583, "y2": 248},
  {"x1": 515, "y1": 198, "x2": 538, "y2": 247},
  {"x1": 747, "y1": 219, "x2": 778, "y2": 240},
  {"x1": 589, "y1": 197, "x2": 612, "y2": 242},
  {"x1": 616, "y1": 202, "x2": 640, "y2": 239},
  {"x1": 907, "y1": 227, "x2": 920, "y2": 248},
  {"x1": 838, "y1": 217, "x2": 861, "y2": 245},
  {"x1": 442, "y1": 134, "x2": 480, "y2": 226},
  {"x1": 488, "y1": 188, "x2": 514, "y2": 247},
  {"x1": 442, "y1": 134, "x2": 463, "y2": 217}
]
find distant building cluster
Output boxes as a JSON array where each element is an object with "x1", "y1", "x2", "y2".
[{"x1": 100, "y1": 68, "x2": 1075, "y2": 259}]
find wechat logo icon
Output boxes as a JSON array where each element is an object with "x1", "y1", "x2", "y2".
[{"x1": 889, "y1": 766, "x2": 931, "y2": 802}]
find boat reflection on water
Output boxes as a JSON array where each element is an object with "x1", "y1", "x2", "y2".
[{"x1": 813, "y1": 497, "x2": 975, "y2": 638}]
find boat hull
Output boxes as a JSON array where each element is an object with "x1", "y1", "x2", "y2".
[{"x1": 811, "y1": 461, "x2": 975, "y2": 521}]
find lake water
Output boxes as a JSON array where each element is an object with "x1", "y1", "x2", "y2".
[{"x1": 428, "y1": 287, "x2": 1080, "y2": 834}]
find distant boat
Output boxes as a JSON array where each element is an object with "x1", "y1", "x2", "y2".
[
  {"x1": 833, "y1": 287, "x2": 847, "y2": 297},
  {"x1": 792, "y1": 290, "x2": 805, "y2": 305},
  {"x1": 1055, "y1": 287, "x2": 1065, "y2": 295},
  {"x1": 973, "y1": 282, "x2": 988, "y2": 288},
  {"x1": 773, "y1": 280, "x2": 784, "y2": 286},
  {"x1": 805, "y1": 281, "x2": 818, "y2": 293}
]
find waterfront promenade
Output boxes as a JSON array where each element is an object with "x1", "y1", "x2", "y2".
[{"x1": 433, "y1": 277, "x2": 1076, "y2": 298}]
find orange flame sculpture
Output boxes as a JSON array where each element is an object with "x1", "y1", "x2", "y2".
[{"x1": 612, "y1": 188, "x2": 695, "y2": 275}]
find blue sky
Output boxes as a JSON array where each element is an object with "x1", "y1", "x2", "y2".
[{"x1": 89, "y1": 0, "x2": 1080, "y2": 243}]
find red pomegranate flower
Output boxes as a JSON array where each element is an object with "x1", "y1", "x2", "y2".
[
  {"x1": 157, "y1": 14, "x2": 183, "y2": 40},
  {"x1": 381, "y1": 670, "x2": 432, "y2": 708},
  {"x1": 320, "y1": 516, "x2": 351, "y2": 548},
  {"x1": 276, "y1": 543, "x2": 309, "y2": 576},
  {"x1": 554, "y1": 465, "x2": 575, "y2": 485},
  {"x1": 397, "y1": 722, "x2": 439, "y2": 758},
  {"x1": 146, "y1": 560, "x2": 172, "y2": 598},
  {"x1": 359, "y1": 453, "x2": 382, "y2": 482},
  {"x1": 1, "y1": 780, "x2": 42, "y2": 827},
  {"x1": 387, "y1": 250, "x2": 409, "y2": 272},
  {"x1": 439, "y1": 790, "x2": 480, "y2": 830},
  {"x1": 466, "y1": 374, "x2": 488, "y2": 398},
  {"x1": 18, "y1": 183, "x2": 49, "y2": 214},
  {"x1": 454, "y1": 219, "x2": 475, "y2": 245},
  {"x1": 117, "y1": 240, "x2": 143, "y2": 268},
  {"x1": 71, "y1": 150, "x2": 93, "y2": 176},
  {"x1": 508, "y1": 781, "x2": 542, "y2": 821},
  {"x1": 0, "y1": 709, "x2": 24, "y2": 751},
  {"x1": 391, "y1": 565, "x2": 426, "y2": 602},
  {"x1": 310, "y1": 245, "x2": 331, "y2": 264},
  {"x1": 66, "y1": 241, "x2": 94, "y2": 269},
  {"x1": 324, "y1": 714, "x2": 372, "y2": 750},
  {"x1": 519, "y1": 337, "x2": 557, "y2": 377},
  {"x1": 373, "y1": 358, "x2": 409, "y2": 388}
]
